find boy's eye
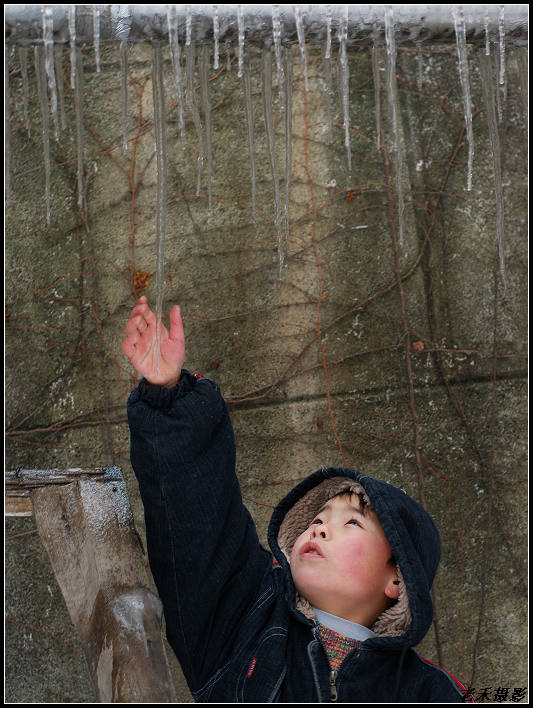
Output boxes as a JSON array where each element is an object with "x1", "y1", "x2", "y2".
[
  {"x1": 311, "y1": 518, "x2": 322, "y2": 525},
  {"x1": 347, "y1": 519, "x2": 361, "y2": 527}
]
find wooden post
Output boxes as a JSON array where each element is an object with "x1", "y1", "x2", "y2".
[{"x1": 5, "y1": 468, "x2": 177, "y2": 703}]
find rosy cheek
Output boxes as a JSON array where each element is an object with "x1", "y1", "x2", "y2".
[{"x1": 339, "y1": 540, "x2": 377, "y2": 578}]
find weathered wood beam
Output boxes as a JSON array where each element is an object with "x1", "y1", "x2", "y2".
[{"x1": 6, "y1": 467, "x2": 177, "y2": 703}]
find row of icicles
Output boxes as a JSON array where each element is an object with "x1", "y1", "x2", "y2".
[{"x1": 5, "y1": 5, "x2": 524, "y2": 365}]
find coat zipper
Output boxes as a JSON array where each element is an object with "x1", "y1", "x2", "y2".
[{"x1": 329, "y1": 669, "x2": 338, "y2": 702}]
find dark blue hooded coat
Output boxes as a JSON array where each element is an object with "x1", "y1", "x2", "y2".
[{"x1": 127, "y1": 371, "x2": 467, "y2": 702}]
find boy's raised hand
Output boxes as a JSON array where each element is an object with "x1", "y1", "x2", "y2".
[{"x1": 122, "y1": 296, "x2": 185, "y2": 388}]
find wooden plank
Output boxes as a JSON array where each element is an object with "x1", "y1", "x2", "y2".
[
  {"x1": 6, "y1": 467, "x2": 108, "y2": 488},
  {"x1": 5, "y1": 491, "x2": 33, "y2": 516},
  {"x1": 5, "y1": 469, "x2": 108, "y2": 517},
  {"x1": 9, "y1": 467, "x2": 176, "y2": 703}
]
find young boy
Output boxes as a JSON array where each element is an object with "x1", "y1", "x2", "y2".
[{"x1": 122, "y1": 296, "x2": 468, "y2": 702}]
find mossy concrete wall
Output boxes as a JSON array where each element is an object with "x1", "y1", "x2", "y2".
[{"x1": 5, "y1": 39, "x2": 527, "y2": 703}]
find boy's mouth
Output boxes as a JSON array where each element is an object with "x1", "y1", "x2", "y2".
[{"x1": 300, "y1": 541, "x2": 324, "y2": 558}]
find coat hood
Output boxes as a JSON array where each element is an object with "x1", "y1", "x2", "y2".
[{"x1": 267, "y1": 467, "x2": 441, "y2": 648}]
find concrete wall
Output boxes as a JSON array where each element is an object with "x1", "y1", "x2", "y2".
[{"x1": 5, "y1": 38, "x2": 527, "y2": 702}]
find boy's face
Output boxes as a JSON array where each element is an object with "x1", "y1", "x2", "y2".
[{"x1": 289, "y1": 493, "x2": 399, "y2": 627}]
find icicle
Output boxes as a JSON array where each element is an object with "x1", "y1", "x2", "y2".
[
  {"x1": 186, "y1": 40, "x2": 205, "y2": 195},
  {"x1": 167, "y1": 5, "x2": 186, "y2": 146},
  {"x1": 151, "y1": 43, "x2": 169, "y2": 378},
  {"x1": 54, "y1": 45, "x2": 67, "y2": 131},
  {"x1": 272, "y1": 6, "x2": 281, "y2": 66},
  {"x1": 199, "y1": 45, "x2": 213, "y2": 210},
  {"x1": 237, "y1": 5, "x2": 244, "y2": 78},
  {"x1": 479, "y1": 52, "x2": 506, "y2": 289},
  {"x1": 68, "y1": 5, "x2": 76, "y2": 90},
  {"x1": 73, "y1": 46, "x2": 85, "y2": 208},
  {"x1": 213, "y1": 5, "x2": 219, "y2": 70},
  {"x1": 18, "y1": 46, "x2": 31, "y2": 137},
  {"x1": 34, "y1": 45, "x2": 51, "y2": 223},
  {"x1": 384, "y1": 6, "x2": 405, "y2": 246},
  {"x1": 338, "y1": 5, "x2": 351, "y2": 174},
  {"x1": 484, "y1": 9, "x2": 490, "y2": 56},
  {"x1": 498, "y1": 6, "x2": 505, "y2": 85},
  {"x1": 120, "y1": 41, "x2": 129, "y2": 152},
  {"x1": 324, "y1": 26, "x2": 335, "y2": 136},
  {"x1": 272, "y1": 5, "x2": 284, "y2": 110},
  {"x1": 262, "y1": 44, "x2": 283, "y2": 277},
  {"x1": 497, "y1": 5, "x2": 506, "y2": 123},
  {"x1": 325, "y1": 5, "x2": 332, "y2": 59},
  {"x1": 5, "y1": 47, "x2": 11, "y2": 206},
  {"x1": 93, "y1": 5, "x2": 101, "y2": 72},
  {"x1": 283, "y1": 46, "x2": 293, "y2": 244},
  {"x1": 242, "y1": 56, "x2": 257, "y2": 219},
  {"x1": 186, "y1": 5, "x2": 192, "y2": 46},
  {"x1": 294, "y1": 5, "x2": 309, "y2": 92},
  {"x1": 110, "y1": 6, "x2": 133, "y2": 153},
  {"x1": 371, "y1": 43, "x2": 381, "y2": 151},
  {"x1": 452, "y1": 5, "x2": 474, "y2": 191},
  {"x1": 42, "y1": 6, "x2": 59, "y2": 141},
  {"x1": 112, "y1": 4, "x2": 133, "y2": 42}
]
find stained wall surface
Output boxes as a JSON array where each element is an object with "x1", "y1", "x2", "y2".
[{"x1": 5, "y1": 35, "x2": 528, "y2": 703}]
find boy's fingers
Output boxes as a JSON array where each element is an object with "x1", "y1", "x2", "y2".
[
  {"x1": 168, "y1": 305, "x2": 183, "y2": 341},
  {"x1": 142, "y1": 307, "x2": 157, "y2": 328},
  {"x1": 136, "y1": 317, "x2": 148, "y2": 334},
  {"x1": 131, "y1": 296, "x2": 147, "y2": 312},
  {"x1": 132, "y1": 297, "x2": 147, "y2": 310},
  {"x1": 127, "y1": 305, "x2": 147, "y2": 330},
  {"x1": 121, "y1": 336, "x2": 137, "y2": 358},
  {"x1": 125, "y1": 314, "x2": 145, "y2": 337}
]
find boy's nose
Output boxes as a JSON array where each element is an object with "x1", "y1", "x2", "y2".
[{"x1": 311, "y1": 526, "x2": 327, "y2": 539}]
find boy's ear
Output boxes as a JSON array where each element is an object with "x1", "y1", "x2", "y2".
[{"x1": 384, "y1": 575, "x2": 400, "y2": 600}]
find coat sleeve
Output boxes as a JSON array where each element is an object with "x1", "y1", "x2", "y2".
[{"x1": 127, "y1": 371, "x2": 272, "y2": 690}]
